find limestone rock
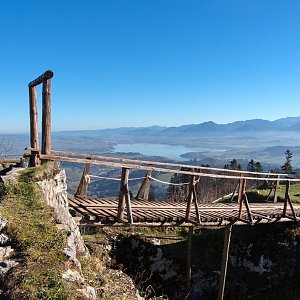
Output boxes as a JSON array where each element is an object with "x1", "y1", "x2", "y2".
[
  {"x1": 62, "y1": 269, "x2": 84, "y2": 284},
  {"x1": 0, "y1": 234, "x2": 9, "y2": 246},
  {"x1": 0, "y1": 215, "x2": 7, "y2": 232}
]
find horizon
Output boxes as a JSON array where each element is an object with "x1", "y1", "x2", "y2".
[
  {"x1": 1, "y1": 115, "x2": 300, "y2": 135},
  {"x1": 1, "y1": 1, "x2": 300, "y2": 133}
]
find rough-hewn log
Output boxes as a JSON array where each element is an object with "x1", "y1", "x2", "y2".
[
  {"x1": 75, "y1": 157, "x2": 91, "y2": 197},
  {"x1": 135, "y1": 168, "x2": 152, "y2": 200},
  {"x1": 34, "y1": 149, "x2": 288, "y2": 177},
  {"x1": 36, "y1": 153, "x2": 300, "y2": 182},
  {"x1": 273, "y1": 176, "x2": 280, "y2": 203},
  {"x1": 28, "y1": 86, "x2": 39, "y2": 167},
  {"x1": 41, "y1": 78, "x2": 51, "y2": 155},
  {"x1": 28, "y1": 70, "x2": 54, "y2": 87}
]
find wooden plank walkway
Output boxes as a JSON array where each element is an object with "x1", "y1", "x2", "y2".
[{"x1": 68, "y1": 196, "x2": 300, "y2": 226}]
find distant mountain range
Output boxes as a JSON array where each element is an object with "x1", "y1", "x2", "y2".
[{"x1": 54, "y1": 116, "x2": 300, "y2": 139}]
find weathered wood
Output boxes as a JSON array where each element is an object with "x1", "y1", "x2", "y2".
[
  {"x1": 75, "y1": 157, "x2": 91, "y2": 197},
  {"x1": 41, "y1": 78, "x2": 51, "y2": 155},
  {"x1": 37, "y1": 154, "x2": 300, "y2": 182},
  {"x1": 28, "y1": 70, "x2": 54, "y2": 87},
  {"x1": 217, "y1": 224, "x2": 233, "y2": 300},
  {"x1": 186, "y1": 226, "x2": 193, "y2": 300},
  {"x1": 33, "y1": 148, "x2": 288, "y2": 177},
  {"x1": 117, "y1": 168, "x2": 128, "y2": 221},
  {"x1": 185, "y1": 176, "x2": 195, "y2": 221},
  {"x1": 237, "y1": 178, "x2": 244, "y2": 218},
  {"x1": 192, "y1": 185, "x2": 201, "y2": 223},
  {"x1": 28, "y1": 86, "x2": 39, "y2": 167},
  {"x1": 135, "y1": 168, "x2": 153, "y2": 200},
  {"x1": 283, "y1": 181, "x2": 290, "y2": 216},
  {"x1": 273, "y1": 176, "x2": 280, "y2": 203}
]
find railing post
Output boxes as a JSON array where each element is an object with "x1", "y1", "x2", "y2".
[
  {"x1": 135, "y1": 167, "x2": 153, "y2": 200},
  {"x1": 273, "y1": 176, "x2": 280, "y2": 203},
  {"x1": 117, "y1": 167, "x2": 133, "y2": 223},
  {"x1": 185, "y1": 175, "x2": 195, "y2": 221},
  {"x1": 75, "y1": 157, "x2": 91, "y2": 197}
]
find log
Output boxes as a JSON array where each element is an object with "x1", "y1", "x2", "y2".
[
  {"x1": 33, "y1": 148, "x2": 288, "y2": 177},
  {"x1": 75, "y1": 157, "x2": 91, "y2": 197},
  {"x1": 28, "y1": 70, "x2": 54, "y2": 87},
  {"x1": 135, "y1": 169, "x2": 152, "y2": 200},
  {"x1": 37, "y1": 154, "x2": 300, "y2": 182},
  {"x1": 41, "y1": 79, "x2": 51, "y2": 155},
  {"x1": 28, "y1": 86, "x2": 39, "y2": 167}
]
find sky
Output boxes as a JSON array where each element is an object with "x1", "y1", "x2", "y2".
[{"x1": 0, "y1": 0, "x2": 300, "y2": 133}]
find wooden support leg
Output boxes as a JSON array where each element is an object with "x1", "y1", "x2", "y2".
[
  {"x1": 29, "y1": 86, "x2": 39, "y2": 167},
  {"x1": 42, "y1": 78, "x2": 52, "y2": 157},
  {"x1": 217, "y1": 224, "x2": 233, "y2": 300},
  {"x1": 117, "y1": 167, "x2": 128, "y2": 221},
  {"x1": 283, "y1": 181, "x2": 296, "y2": 219},
  {"x1": 186, "y1": 226, "x2": 193, "y2": 300},
  {"x1": 75, "y1": 157, "x2": 91, "y2": 197},
  {"x1": 237, "y1": 178, "x2": 244, "y2": 219}
]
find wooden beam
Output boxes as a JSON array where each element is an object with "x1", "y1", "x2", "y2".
[
  {"x1": 28, "y1": 70, "x2": 54, "y2": 87},
  {"x1": 41, "y1": 78, "x2": 51, "y2": 155},
  {"x1": 185, "y1": 176, "x2": 195, "y2": 221},
  {"x1": 217, "y1": 224, "x2": 233, "y2": 300},
  {"x1": 28, "y1": 86, "x2": 39, "y2": 167},
  {"x1": 33, "y1": 148, "x2": 288, "y2": 177},
  {"x1": 75, "y1": 157, "x2": 91, "y2": 197},
  {"x1": 37, "y1": 154, "x2": 300, "y2": 182}
]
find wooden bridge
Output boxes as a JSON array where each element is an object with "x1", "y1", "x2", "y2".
[{"x1": 26, "y1": 70, "x2": 300, "y2": 300}]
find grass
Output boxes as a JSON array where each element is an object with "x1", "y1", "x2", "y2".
[{"x1": 0, "y1": 164, "x2": 83, "y2": 299}]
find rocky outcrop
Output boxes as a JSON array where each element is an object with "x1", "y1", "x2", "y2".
[{"x1": 0, "y1": 214, "x2": 18, "y2": 294}]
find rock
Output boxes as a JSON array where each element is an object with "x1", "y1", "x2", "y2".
[
  {"x1": 0, "y1": 260, "x2": 17, "y2": 275},
  {"x1": 0, "y1": 215, "x2": 7, "y2": 232},
  {"x1": 0, "y1": 234, "x2": 9, "y2": 246},
  {"x1": 62, "y1": 269, "x2": 84, "y2": 284},
  {"x1": 0, "y1": 246, "x2": 14, "y2": 259},
  {"x1": 86, "y1": 286, "x2": 97, "y2": 300}
]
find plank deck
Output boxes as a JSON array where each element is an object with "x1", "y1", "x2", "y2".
[{"x1": 68, "y1": 196, "x2": 300, "y2": 227}]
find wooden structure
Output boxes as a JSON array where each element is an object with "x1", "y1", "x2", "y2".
[
  {"x1": 28, "y1": 70, "x2": 53, "y2": 166},
  {"x1": 26, "y1": 71, "x2": 300, "y2": 300}
]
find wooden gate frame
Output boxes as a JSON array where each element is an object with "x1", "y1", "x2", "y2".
[{"x1": 28, "y1": 70, "x2": 53, "y2": 166}]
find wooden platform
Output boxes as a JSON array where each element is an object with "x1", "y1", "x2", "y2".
[{"x1": 68, "y1": 196, "x2": 300, "y2": 227}]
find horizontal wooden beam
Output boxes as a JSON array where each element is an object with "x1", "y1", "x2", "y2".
[
  {"x1": 38, "y1": 153, "x2": 300, "y2": 182},
  {"x1": 26, "y1": 147, "x2": 288, "y2": 177},
  {"x1": 28, "y1": 70, "x2": 54, "y2": 87}
]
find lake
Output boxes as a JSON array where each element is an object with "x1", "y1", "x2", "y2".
[{"x1": 113, "y1": 143, "x2": 224, "y2": 161}]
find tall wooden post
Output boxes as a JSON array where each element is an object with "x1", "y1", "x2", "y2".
[
  {"x1": 186, "y1": 226, "x2": 193, "y2": 300},
  {"x1": 42, "y1": 78, "x2": 51, "y2": 155},
  {"x1": 28, "y1": 86, "x2": 39, "y2": 166},
  {"x1": 217, "y1": 224, "x2": 233, "y2": 300}
]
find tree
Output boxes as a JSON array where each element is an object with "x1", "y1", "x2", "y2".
[
  {"x1": 224, "y1": 159, "x2": 242, "y2": 170},
  {"x1": 255, "y1": 161, "x2": 263, "y2": 172},
  {"x1": 247, "y1": 159, "x2": 255, "y2": 172},
  {"x1": 281, "y1": 149, "x2": 293, "y2": 173}
]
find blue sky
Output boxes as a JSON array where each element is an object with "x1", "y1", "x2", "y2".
[{"x1": 1, "y1": 0, "x2": 300, "y2": 133}]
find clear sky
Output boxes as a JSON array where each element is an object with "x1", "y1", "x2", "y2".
[{"x1": 1, "y1": 0, "x2": 300, "y2": 133}]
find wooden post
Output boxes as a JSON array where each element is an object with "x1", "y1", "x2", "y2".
[
  {"x1": 135, "y1": 168, "x2": 153, "y2": 200},
  {"x1": 42, "y1": 78, "x2": 51, "y2": 156},
  {"x1": 283, "y1": 181, "x2": 296, "y2": 219},
  {"x1": 237, "y1": 178, "x2": 244, "y2": 219},
  {"x1": 117, "y1": 167, "x2": 133, "y2": 223},
  {"x1": 273, "y1": 176, "x2": 280, "y2": 203},
  {"x1": 217, "y1": 224, "x2": 233, "y2": 300},
  {"x1": 185, "y1": 176, "x2": 195, "y2": 221},
  {"x1": 28, "y1": 86, "x2": 39, "y2": 167},
  {"x1": 75, "y1": 157, "x2": 91, "y2": 197},
  {"x1": 186, "y1": 226, "x2": 193, "y2": 300}
]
